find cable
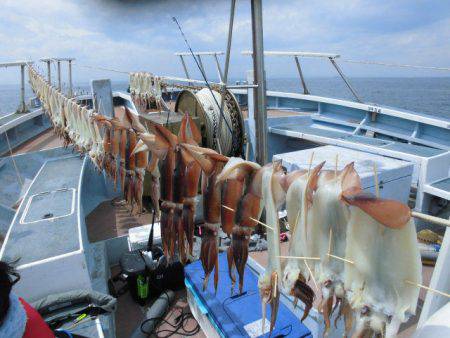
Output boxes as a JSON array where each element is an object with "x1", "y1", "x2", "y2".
[
  {"x1": 341, "y1": 59, "x2": 450, "y2": 71},
  {"x1": 4, "y1": 130, "x2": 24, "y2": 187},
  {"x1": 73, "y1": 63, "x2": 129, "y2": 75},
  {"x1": 139, "y1": 288, "x2": 200, "y2": 338}
]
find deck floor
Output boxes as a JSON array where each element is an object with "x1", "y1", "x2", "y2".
[
  {"x1": 5, "y1": 111, "x2": 437, "y2": 337},
  {"x1": 11, "y1": 128, "x2": 63, "y2": 155}
]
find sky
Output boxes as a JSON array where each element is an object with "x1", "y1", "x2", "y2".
[{"x1": 1, "y1": 0, "x2": 450, "y2": 84}]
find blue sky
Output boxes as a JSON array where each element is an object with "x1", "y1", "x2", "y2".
[{"x1": 1, "y1": 0, "x2": 450, "y2": 84}]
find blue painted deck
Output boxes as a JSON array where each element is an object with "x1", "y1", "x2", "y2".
[
  {"x1": 185, "y1": 252, "x2": 312, "y2": 338},
  {"x1": 2, "y1": 155, "x2": 83, "y2": 264}
]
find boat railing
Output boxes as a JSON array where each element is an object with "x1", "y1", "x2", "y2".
[
  {"x1": 0, "y1": 61, "x2": 33, "y2": 114},
  {"x1": 242, "y1": 50, "x2": 363, "y2": 102},
  {"x1": 39, "y1": 57, "x2": 75, "y2": 98}
]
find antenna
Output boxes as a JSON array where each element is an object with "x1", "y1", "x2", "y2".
[{"x1": 172, "y1": 16, "x2": 234, "y2": 147}]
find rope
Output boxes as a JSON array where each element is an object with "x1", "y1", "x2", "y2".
[
  {"x1": 195, "y1": 89, "x2": 234, "y2": 154},
  {"x1": 73, "y1": 63, "x2": 129, "y2": 75},
  {"x1": 341, "y1": 59, "x2": 450, "y2": 72},
  {"x1": 4, "y1": 130, "x2": 24, "y2": 187}
]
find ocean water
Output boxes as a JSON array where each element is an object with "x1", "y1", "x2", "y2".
[{"x1": 1, "y1": 77, "x2": 449, "y2": 120}]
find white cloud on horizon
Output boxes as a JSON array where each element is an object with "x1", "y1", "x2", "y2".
[{"x1": 1, "y1": 0, "x2": 449, "y2": 84}]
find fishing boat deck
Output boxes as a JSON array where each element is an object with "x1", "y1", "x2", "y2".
[
  {"x1": 1, "y1": 108, "x2": 441, "y2": 337},
  {"x1": 11, "y1": 128, "x2": 63, "y2": 155}
]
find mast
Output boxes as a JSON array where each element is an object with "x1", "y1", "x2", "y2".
[{"x1": 251, "y1": 0, "x2": 268, "y2": 165}]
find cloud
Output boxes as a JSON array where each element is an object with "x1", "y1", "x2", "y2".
[{"x1": 0, "y1": 0, "x2": 449, "y2": 84}]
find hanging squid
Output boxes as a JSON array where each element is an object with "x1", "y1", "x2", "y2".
[
  {"x1": 282, "y1": 162, "x2": 325, "y2": 323},
  {"x1": 176, "y1": 113, "x2": 202, "y2": 263},
  {"x1": 307, "y1": 163, "x2": 361, "y2": 336},
  {"x1": 342, "y1": 193, "x2": 421, "y2": 338},
  {"x1": 151, "y1": 124, "x2": 178, "y2": 260},
  {"x1": 215, "y1": 157, "x2": 262, "y2": 294},
  {"x1": 180, "y1": 143, "x2": 229, "y2": 292},
  {"x1": 258, "y1": 161, "x2": 286, "y2": 335}
]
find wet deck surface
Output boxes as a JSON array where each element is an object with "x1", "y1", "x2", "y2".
[
  {"x1": 11, "y1": 128, "x2": 63, "y2": 155},
  {"x1": 86, "y1": 199, "x2": 154, "y2": 242}
]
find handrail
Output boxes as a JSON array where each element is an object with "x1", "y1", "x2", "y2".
[{"x1": 241, "y1": 50, "x2": 340, "y2": 58}]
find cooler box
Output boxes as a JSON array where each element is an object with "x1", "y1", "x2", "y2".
[
  {"x1": 184, "y1": 252, "x2": 312, "y2": 338},
  {"x1": 274, "y1": 145, "x2": 414, "y2": 203}
]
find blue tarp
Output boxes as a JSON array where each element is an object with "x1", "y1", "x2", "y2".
[{"x1": 185, "y1": 252, "x2": 312, "y2": 338}]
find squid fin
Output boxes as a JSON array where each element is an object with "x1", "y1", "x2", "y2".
[{"x1": 342, "y1": 192, "x2": 411, "y2": 228}]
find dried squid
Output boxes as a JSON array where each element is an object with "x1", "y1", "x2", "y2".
[
  {"x1": 181, "y1": 143, "x2": 229, "y2": 292},
  {"x1": 342, "y1": 192, "x2": 421, "y2": 337},
  {"x1": 258, "y1": 161, "x2": 286, "y2": 335},
  {"x1": 178, "y1": 113, "x2": 202, "y2": 263},
  {"x1": 215, "y1": 157, "x2": 262, "y2": 293},
  {"x1": 307, "y1": 163, "x2": 361, "y2": 335},
  {"x1": 282, "y1": 162, "x2": 325, "y2": 322}
]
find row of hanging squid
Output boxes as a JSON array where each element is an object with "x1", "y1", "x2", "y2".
[
  {"x1": 28, "y1": 66, "x2": 151, "y2": 214},
  {"x1": 129, "y1": 72, "x2": 167, "y2": 113},
  {"x1": 267, "y1": 161, "x2": 421, "y2": 337},
  {"x1": 29, "y1": 65, "x2": 422, "y2": 337},
  {"x1": 133, "y1": 118, "x2": 422, "y2": 337}
]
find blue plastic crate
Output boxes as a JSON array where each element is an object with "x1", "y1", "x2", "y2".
[{"x1": 185, "y1": 252, "x2": 312, "y2": 338}]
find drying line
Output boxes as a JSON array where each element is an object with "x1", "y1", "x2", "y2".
[
  {"x1": 277, "y1": 255, "x2": 320, "y2": 261},
  {"x1": 342, "y1": 59, "x2": 450, "y2": 72},
  {"x1": 4, "y1": 131, "x2": 24, "y2": 187}
]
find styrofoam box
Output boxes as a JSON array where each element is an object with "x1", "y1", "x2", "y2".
[{"x1": 273, "y1": 145, "x2": 414, "y2": 203}]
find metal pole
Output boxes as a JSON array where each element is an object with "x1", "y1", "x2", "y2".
[
  {"x1": 68, "y1": 60, "x2": 73, "y2": 97},
  {"x1": 329, "y1": 57, "x2": 362, "y2": 103},
  {"x1": 179, "y1": 55, "x2": 191, "y2": 79},
  {"x1": 251, "y1": 0, "x2": 268, "y2": 165},
  {"x1": 196, "y1": 55, "x2": 206, "y2": 75},
  {"x1": 57, "y1": 61, "x2": 61, "y2": 90},
  {"x1": 216, "y1": 0, "x2": 236, "y2": 154},
  {"x1": 213, "y1": 54, "x2": 224, "y2": 82},
  {"x1": 19, "y1": 65, "x2": 26, "y2": 113},
  {"x1": 46, "y1": 61, "x2": 51, "y2": 84},
  {"x1": 294, "y1": 56, "x2": 310, "y2": 95}
]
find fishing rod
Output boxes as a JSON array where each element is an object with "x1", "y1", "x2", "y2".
[{"x1": 172, "y1": 16, "x2": 234, "y2": 151}]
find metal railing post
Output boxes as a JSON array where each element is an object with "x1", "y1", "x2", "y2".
[
  {"x1": 179, "y1": 55, "x2": 191, "y2": 79},
  {"x1": 46, "y1": 60, "x2": 51, "y2": 84},
  {"x1": 68, "y1": 60, "x2": 73, "y2": 97},
  {"x1": 329, "y1": 57, "x2": 362, "y2": 103},
  {"x1": 196, "y1": 55, "x2": 206, "y2": 76},
  {"x1": 213, "y1": 54, "x2": 224, "y2": 83},
  {"x1": 19, "y1": 64, "x2": 26, "y2": 113},
  {"x1": 251, "y1": 0, "x2": 268, "y2": 165},
  {"x1": 57, "y1": 61, "x2": 61, "y2": 90},
  {"x1": 216, "y1": 0, "x2": 236, "y2": 154},
  {"x1": 294, "y1": 56, "x2": 310, "y2": 95}
]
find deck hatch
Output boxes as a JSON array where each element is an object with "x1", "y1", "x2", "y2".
[{"x1": 20, "y1": 188, "x2": 76, "y2": 224}]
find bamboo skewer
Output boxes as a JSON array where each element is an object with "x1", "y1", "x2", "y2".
[
  {"x1": 307, "y1": 151, "x2": 315, "y2": 175},
  {"x1": 335, "y1": 154, "x2": 338, "y2": 177},
  {"x1": 327, "y1": 254, "x2": 355, "y2": 265},
  {"x1": 327, "y1": 228, "x2": 333, "y2": 256},
  {"x1": 405, "y1": 280, "x2": 450, "y2": 299},
  {"x1": 320, "y1": 251, "x2": 450, "y2": 299},
  {"x1": 277, "y1": 255, "x2": 320, "y2": 260},
  {"x1": 373, "y1": 163, "x2": 380, "y2": 198},
  {"x1": 221, "y1": 204, "x2": 274, "y2": 231},
  {"x1": 303, "y1": 259, "x2": 319, "y2": 292},
  {"x1": 411, "y1": 212, "x2": 450, "y2": 227}
]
